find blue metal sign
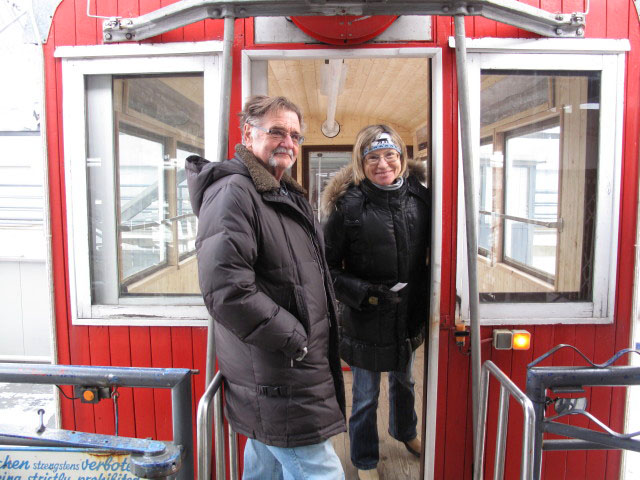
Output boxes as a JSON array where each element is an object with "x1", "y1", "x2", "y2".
[{"x1": 0, "y1": 447, "x2": 149, "y2": 479}]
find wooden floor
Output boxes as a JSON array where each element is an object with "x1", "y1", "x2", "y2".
[{"x1": 332, "y1": 345, "x2": 424, "y2": 480}]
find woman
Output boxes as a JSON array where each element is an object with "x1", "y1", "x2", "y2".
[{"x1": 321, "y1": 124, "x2": 431, "y2": 480}]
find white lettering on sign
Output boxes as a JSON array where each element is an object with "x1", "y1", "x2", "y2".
[{"x1": 0, "y1": 450, "x2": 147, "y2": 480}]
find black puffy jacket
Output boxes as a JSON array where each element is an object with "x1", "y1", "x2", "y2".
[
  {"x1": 186, "y1": 145, "x2": 346, "y2": 447},
  {"x1": 321, "y1": 161, "x2": 431, "y2": 372}
]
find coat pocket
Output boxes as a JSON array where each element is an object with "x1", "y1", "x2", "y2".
[{"x1": 293, "y1": 285, "x2": 311, "y2": 334}]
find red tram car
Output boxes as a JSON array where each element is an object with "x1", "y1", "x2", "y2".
[{"x1": 31, "y1": 0, "x2": 640, "y2": 478}]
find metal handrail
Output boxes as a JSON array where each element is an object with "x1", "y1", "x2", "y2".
[
  {"x1": 478, "y1": 210, "x2": 562, "y2": 230},
  {"x1": 196, "y1": 371, "x2": 238, "y2": 480},
  {"x1": 0, "y1": 363, "x2": 195, "y2": 480},
  {"x1": 473, "y1": 361, "x2": 536, "y2": 480},
  {"x1": 119, "y1": 212, "x2": 197, "y2": 232}
]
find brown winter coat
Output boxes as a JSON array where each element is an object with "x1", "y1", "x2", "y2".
[{"x1": 186, "y1": 144, "x2": 346, "y2": 447}]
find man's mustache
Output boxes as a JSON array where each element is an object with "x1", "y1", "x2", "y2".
[{"x1": 273, "y1": 147, "x2": 294, "y2": 157}]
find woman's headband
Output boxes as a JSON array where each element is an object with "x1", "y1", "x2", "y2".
[{"x1": 362, "y1": 132, "x2": 401, "y2": 157}]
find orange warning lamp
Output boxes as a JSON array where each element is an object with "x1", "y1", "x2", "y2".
[
  {"x1": 83, "y1": 389, "x2": 96, "y2": 402},
  {"x1": 512, "y1": 330, "x2": 531, "y2": 350}
]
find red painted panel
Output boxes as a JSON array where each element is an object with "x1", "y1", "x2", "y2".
[
  {"x1": 473, "y1": 16, "x2": 498, "y2": 38},
  {"x1": 192, "y1": 327, "x2": 208, "y2": 405},
  {"x1": 585, "y1": 324, "x2": 616, "y2": 480},
  {"x1": 109, "y1": 327, "x2": 137, "y2": 438},
  {"x1": 503, "y1": 335, "x2": 535, "y2": 480},
  {"x1": 434, "y1": 329, "x2": 449, "y2": 480},
  {"x1": 606, "y1": 0, "x2": 629, "y2": 38},
  {"x1": 442, "y1": 339, "x2": 471, "y2": 479},
  {"x1": 170, "y1": 327, "x2": 196, "y2": 455},
  {"x1": 151, "y1": 327, "x2": 174, "y2": 440},
  {"x1": 528, "y1": 325, "x2": 554, "y2": 479},
  {"x1": 89, "y1": 326, "x2": 114, "y2": 435},
  {"x1": 75, "y1": 0, "x2": 97, "y2": 45},
  {"x1": 584, "y1": 1, "x2": 606, "y2": 38},
  {"x1": 544, "y1": 325, "x2": 577, "y2": 479},
  {"x1": 565, "y1": 325, "x2": 595, "y2": 480},
  {"x1": 484, "y1": 336, "x2": 512, "y2": 480},
  {"x1": 130, "y1": 326, "x2": 157, "y2": 440},
  {"x1": 117, "y1": 0, "x2": 139, "y2": 20}
]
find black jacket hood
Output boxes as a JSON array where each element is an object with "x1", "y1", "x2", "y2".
[{"x1": 186, "y1": 144, "x2": 307, "y2": 217}]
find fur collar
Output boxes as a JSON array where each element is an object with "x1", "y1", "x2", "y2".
[
  {"x1": 235, "y1": 144, "x2": 306, "y2": 195},
  {"x1": 320, "y1": 158, "x2": 427, "y2": 218}
]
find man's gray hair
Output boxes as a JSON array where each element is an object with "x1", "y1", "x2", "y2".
[{"x1": 239, "y1": 95, "x2": 305, "y2": 131}]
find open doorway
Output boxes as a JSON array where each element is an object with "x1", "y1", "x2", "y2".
[{"x1": 244, "y1": 49, "x2": 441, "y2": 479}]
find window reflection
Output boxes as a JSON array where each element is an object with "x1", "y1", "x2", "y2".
[
  {"x1": 478, "y1": 71, "x2": 599, "y2": 303},
  {"x1": 503, "y1": 122, "x2": 559, "y2": 280},
  {"x1": 88, "y1": 74, "x2": 203, "y2": 301},
  {"x1": 309, "y1": 149, "x2": 352, "y2": 221},
  {"x1": 118, "y1": 125, "x2": 167, "y2": 281}
]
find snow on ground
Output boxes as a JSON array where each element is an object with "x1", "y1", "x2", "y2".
[{"x1": 0, "y1": 382, "x2": 56, "y2": 429}]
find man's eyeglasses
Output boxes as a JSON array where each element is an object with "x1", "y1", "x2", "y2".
[
  {"x1": 364, "y1": 151, "x2": 400, "y2": 165},
  {"x1": 251, "y1": 124, "x2": 305, "y2": 145}
]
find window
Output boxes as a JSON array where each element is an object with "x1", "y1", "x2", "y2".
[
  {"x1": 302, "y1": 146, "x2": 352, "y2": 221},
  {"x1": 456, "y1": 39, "x2": 628, "y2": 324},
  {"x1": 59, "y1": 43, "x2": 221, "y2": 324}
]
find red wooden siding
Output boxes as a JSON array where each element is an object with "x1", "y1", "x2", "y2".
[{"x1": 43, "y1": 1, "x2": 639, "y2": 478}]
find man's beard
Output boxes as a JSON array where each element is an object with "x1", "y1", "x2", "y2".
[{"x1": 268, "y1": 147, "x2": 295, "y2": 169}]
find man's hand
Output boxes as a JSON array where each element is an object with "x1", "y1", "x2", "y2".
[{"x1": 294, "y1": 347, "x2": 308, "y2": 362}]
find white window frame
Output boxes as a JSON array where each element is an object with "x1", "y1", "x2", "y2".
[
  {"x1": 453, "y1": 38, "x2": 630, "y2": 325},
  {"x1": 56, "y1": 42, "x2": 223, "y2": 326}
]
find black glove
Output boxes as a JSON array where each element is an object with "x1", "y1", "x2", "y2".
[{"x1": 364, "y1": 284, "x2": 401, "y2": 306}]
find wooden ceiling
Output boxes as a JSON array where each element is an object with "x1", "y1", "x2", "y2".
[{"x1": 267, "y1": 57, "x2": 431, "y2": 136}]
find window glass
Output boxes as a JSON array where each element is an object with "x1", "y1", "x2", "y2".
[
  {"x1": 308, "y1": 150, "x2": 352, "y2": 221},
  {"x1": 478, "y1": 71, "x2": 599, "y2": 303},
  {"x1": 176, "y1": 144, "x2": 202, "y2": 258},
  {"x1": 503, "y1": 121, "x2": 559, "y2": 279},
  {"x1": 88, "y1": 74, "x2": 204, "y2": 302},
  {"x1": 118, "y1": 125, "x2": 167, "y2": 281},
  {"x1": 478, "y1": 139, "x2": 494, "y2": 255}
]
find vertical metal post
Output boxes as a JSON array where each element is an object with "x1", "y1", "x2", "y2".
[
  {"x1": 205, "y1": 318, "x2": 216, "y2": 388},
  {"x1": 229, "y1": 427, "x2": 239, "y2": 480},
  {"x1": 453, "y1": 15, "x2": 482, "y2": 446},
  {"x1": 473, "y1": 364, "x2": 491, "y2": 480},
  {"x1": 521, "y1": 398, "x2": 535, "y2": 480},
  {"x1": 525, "y1": 371, "x2": 545, "y2": 480},
  {"x1": 203, "y1": 14, "x2": 235, "y2": 480},
  {"x1": 172, "y1": 376, "x2": 194, "y2": 480},
  {"x1": 214, "y1": 391, "x2": 226, "y2": 480},
  {"x1": 197, "y1": 372, "x2": 223, "y2": 480},
  {"x1": 216, "y1": 15, "x2": 235, "y2": 165},
  {"x1": 493, "y1": 385, "x2": 510, "y2": 480}
]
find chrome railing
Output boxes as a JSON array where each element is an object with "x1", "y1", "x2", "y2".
[
  {"x1": 473, "y1": 360, "x2": 536, "y2": 480},
  {"x1": 196, "y1": 371, "x2": 238, "y2": 480}
]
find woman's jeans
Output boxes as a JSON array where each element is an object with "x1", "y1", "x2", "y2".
[
  {"x1": 349, "y1": 353, "x2": 417, "y2": 470},
  {"x1": 243, "y1": 438, "x2": 345, "y2": 480}
]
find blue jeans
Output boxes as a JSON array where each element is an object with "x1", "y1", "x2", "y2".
[
  {"x1": 243, "y1": 438, "x2": 345, "y2": 480},
  {"x1": 349, "y1": 353, "x2": 417, "y2": 470}
]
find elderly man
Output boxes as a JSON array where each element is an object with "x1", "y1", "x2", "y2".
[{"x1": 186, "y1": 95, "x2": 346, "y2": 479}]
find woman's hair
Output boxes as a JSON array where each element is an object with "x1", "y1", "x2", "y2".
[
  {"x1": 351, "y1": 124, "x2": 408, "y2": 185},
  {"x1": 238, "y1": 95, "x2": 305, "y2": 131}
]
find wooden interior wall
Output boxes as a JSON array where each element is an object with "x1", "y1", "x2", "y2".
[
  {"x1": 476, "y1": 75, "x2": 589, "y2": 294},
  {"x1": 127, "y1": 256, "x2": 200, "y2": 294},
  {"x1": 43, "y1": 1, "x2": 639, "y2": 479}
]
